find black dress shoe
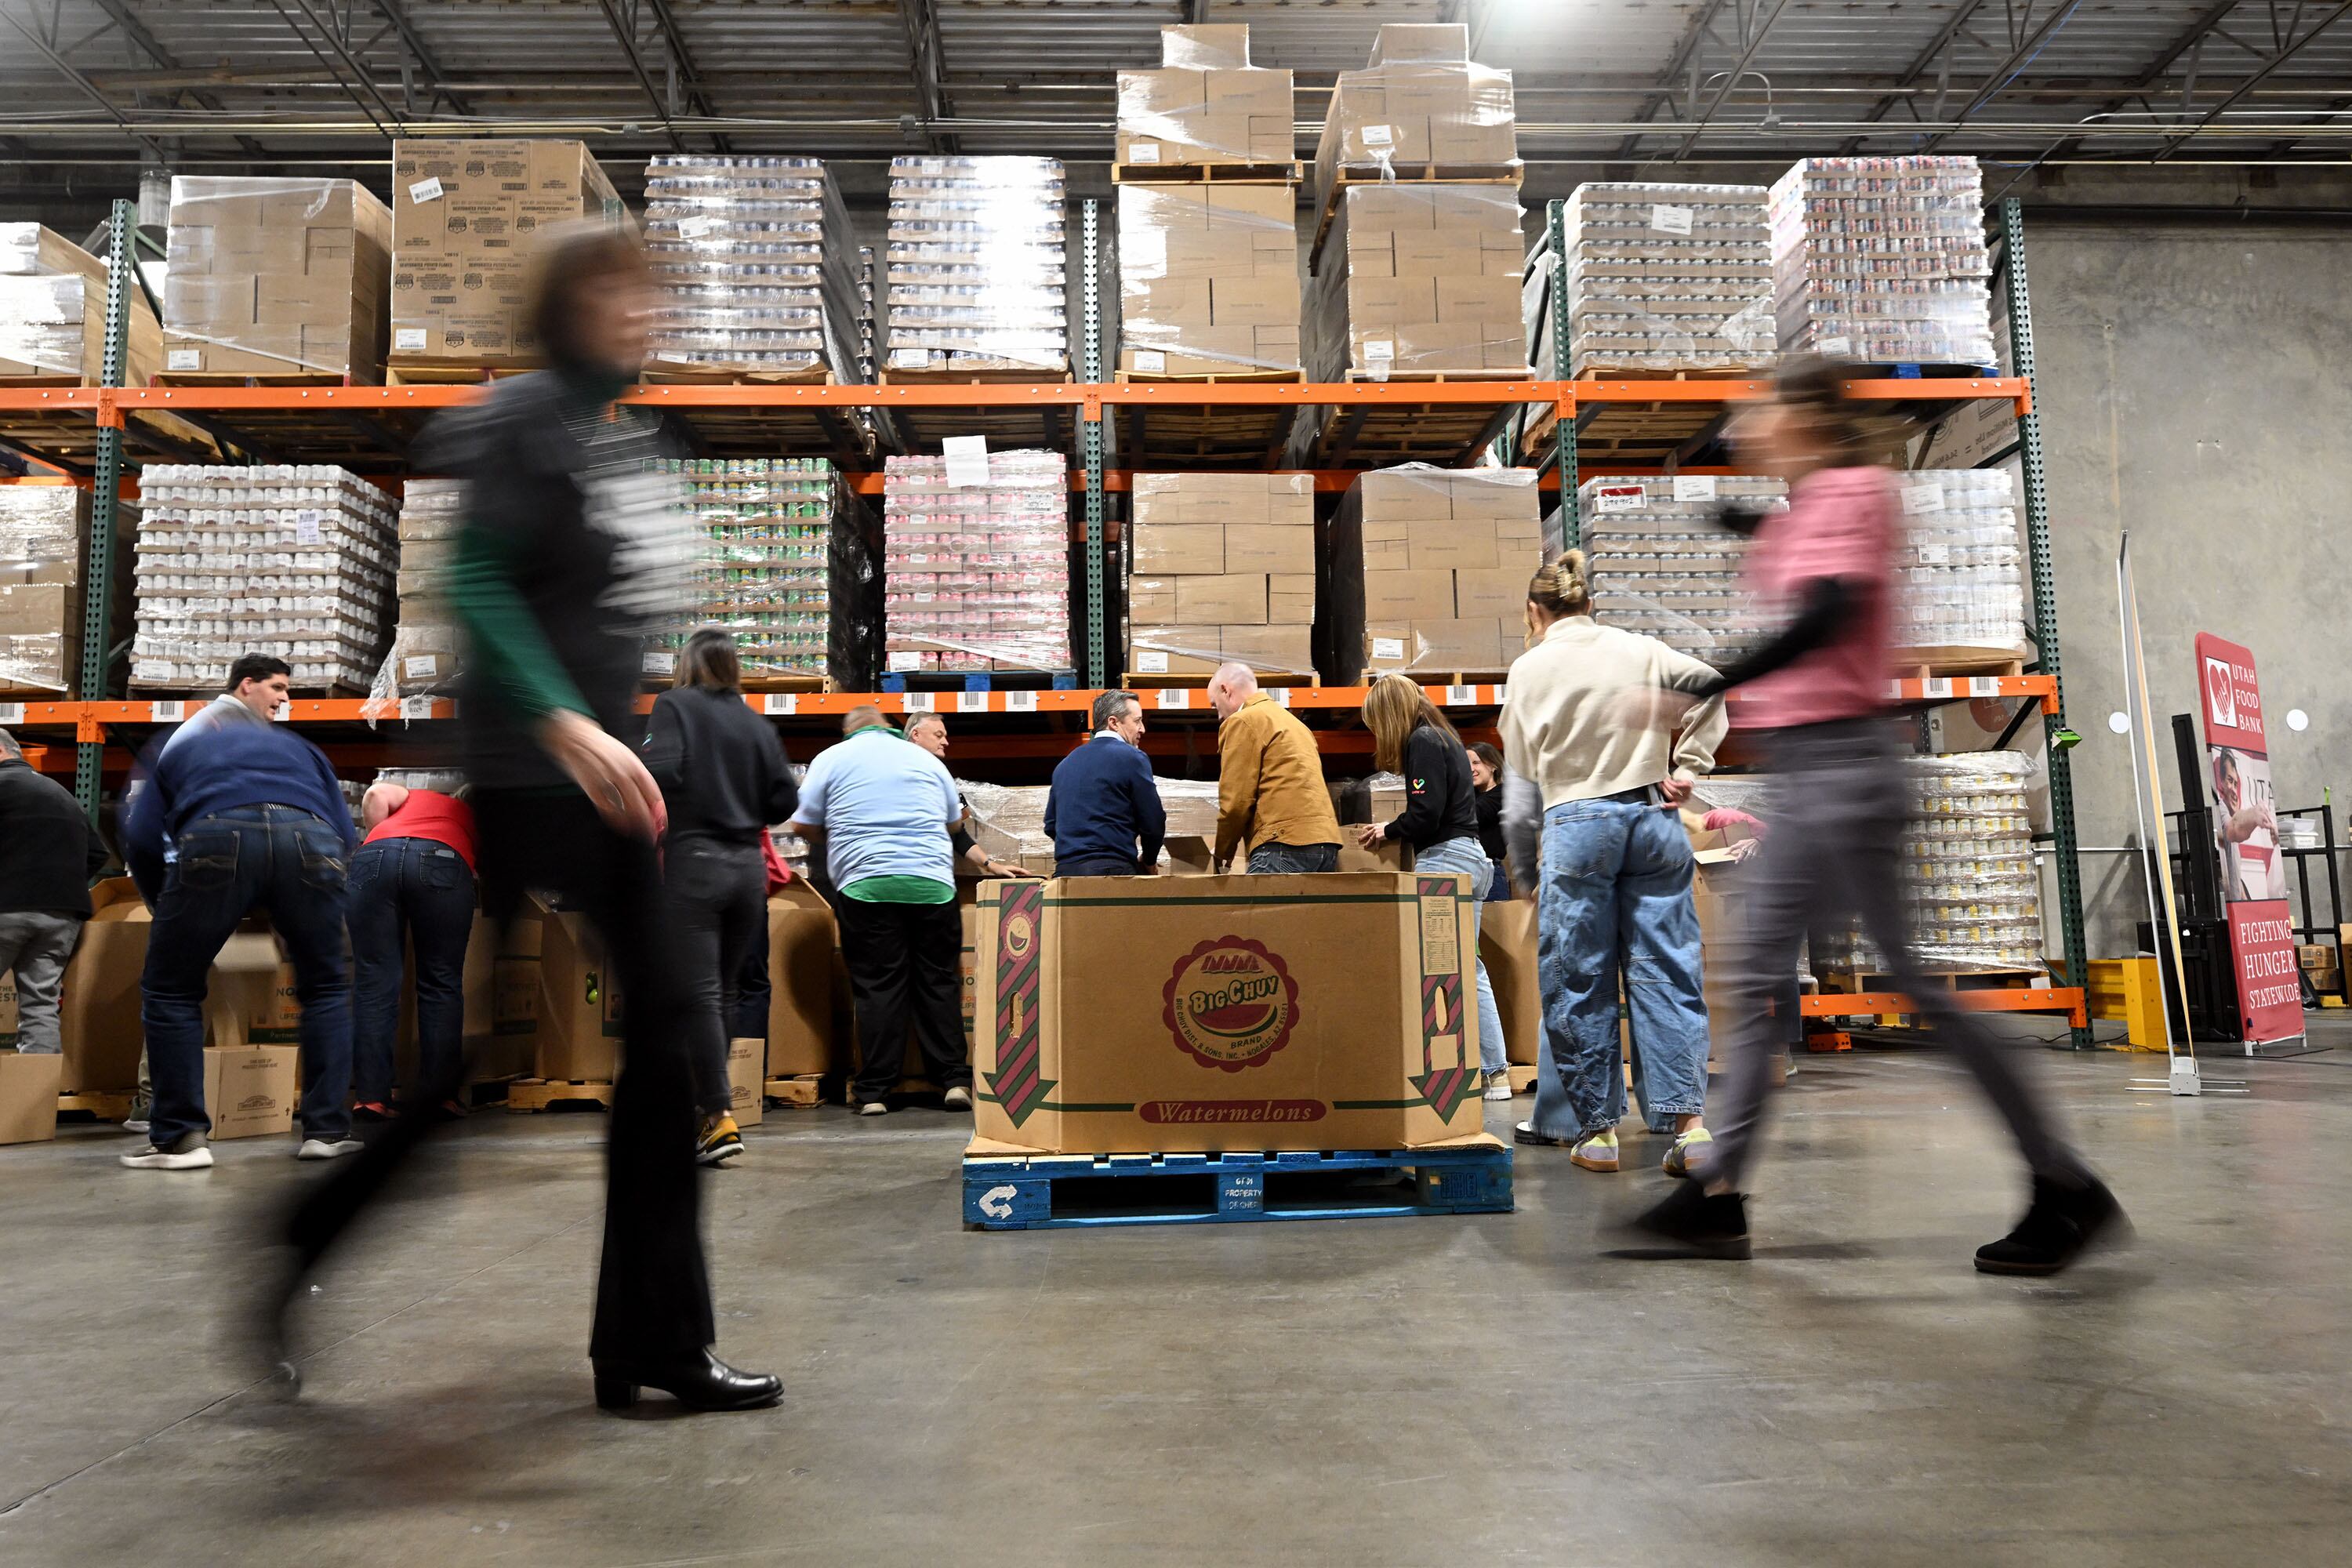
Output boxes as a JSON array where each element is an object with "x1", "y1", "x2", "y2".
[
  {"x1": 1974, "y1": 1172, "x2": 2129, "y2": 1276},
  {"x1": 1615, "y1": 1181, "x2": 1752, "y2": 1260},
  {"x1": 593, "y1": 1348, "x2": 782, "y2": 1413}
]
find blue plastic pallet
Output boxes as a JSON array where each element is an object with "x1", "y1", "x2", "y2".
[
  {"x1": 962, "y1": 1144, "x2": 1513, "y2": 1230},
  {"x1": 881, "y1": 669, "x2": 1078, "y2": 693}
]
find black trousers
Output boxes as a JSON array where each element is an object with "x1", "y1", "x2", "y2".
[
  {"x1": 668, "y1": 836, "x2": 768, "y2": 1118},
  {"x1": 837, "y1": 894, "x2": 971, "y2": 1102},
  {"x1": 284, "y1": 789, "x2": 714, "y2": 1364}
]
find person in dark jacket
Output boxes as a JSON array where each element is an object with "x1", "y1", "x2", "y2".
[
  {"x1": 1045, "y1": 689, "x2": 1166, "y2": 876},
  {"x1": 1468, "y1": 741, "x2": 1511, "y2": 902},
  {"x1": 120, "y1": 720, "x2": 360, "y2": 1171},
  {"x1": 1352, "y1": 675, "x2": 1507, "y2": 1098},
  {"x1": 347, "y1": 779, "x2": 478, "y2": 1120},
  {"x1": 0, "y1": 729, "x2": 106, "y2": 1054},
  {"x1": 260, "y1": 226, "x2": 780, "y2": 1417},
  {"x1": 646, "y1": 628, "x2": 800, "y2": 1167}
]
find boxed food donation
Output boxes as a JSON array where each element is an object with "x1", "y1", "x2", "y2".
[
  {"x1": 163, "y1": 177, "x2": 392, "y2": 381},
  {"x1": 0, "y1": 223, "x2": 163, "y2": 385},
  {"x1": 1312, "y1": 23, "x2": 1519, "y2": 189},
  {"x1": 1303, "y1": 183, "x2": 1528, "y2": 381},
  {"x1": 1116, "y1": 183, "x2": 1301, "y2": 377},
  {"x1": 1320, "y1": 464, "x2": 1543, "y2": 680},
  {"x1": 1125, "y1": 471, "x2": 1315, "y2": 677},
  {"x1": 1116, "y1": 24, "x2": 1294, "y2": 169}
]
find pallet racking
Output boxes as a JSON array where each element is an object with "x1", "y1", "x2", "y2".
[{"x1": 0, "y1": 197, "x2": 2087, "y2": 1042}]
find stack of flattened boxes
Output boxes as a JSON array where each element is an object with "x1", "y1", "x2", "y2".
[
  {"x1": 0, "y1": 223, "x2": 162, "y2": 386},
  {"x1": 1320, "y1": 466, "x2": 1541, "y2": 681},
  {"x1": 162, "y1": 178, "x2": 390, "y2": 381},
  {"x1": 1302, "y1": 24, "x2": 1526, "y2": 383},
  {"x1": 1115, "y1": 24, "x2": 1300, "y2": 378},
  {"x1": 389, "y1": 139, "x2": 616, "y2": 371},
  {"x1": 1125, "y1": 473, "x2": 1314, "y2": 677}
]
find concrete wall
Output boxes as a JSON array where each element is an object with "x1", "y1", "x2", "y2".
[{"x1": 2024, "y1": 211, "x2": 2352, "y2": 953}]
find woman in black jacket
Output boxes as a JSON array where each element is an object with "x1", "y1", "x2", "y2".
[
  {"x1": 647, "y1": 628, "x2": 800, "y2": 1166},
  {"x1": 1352, "y1": 675, "x2": 1509, "y2": 1100}
]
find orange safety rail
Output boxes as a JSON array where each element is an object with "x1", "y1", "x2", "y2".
[{"x1": 1802, "y1": 988, "x2": 2089, "y2": 1027}]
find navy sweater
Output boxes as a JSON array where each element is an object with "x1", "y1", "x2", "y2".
[
  {"x1": 1044, "y1": 735, "x2": 1167, "y2": 871},
  {"x1": 125, "y1": 722, "x2": 355, "y2": 894}
]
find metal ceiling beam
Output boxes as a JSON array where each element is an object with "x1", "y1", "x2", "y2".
[
  {"x1": 1836, "y1": 0, "x2": 1990, "y2": 151},
  {"x1": 1919, "y1": 1, "x2": 2092, "y2": 151},
  {"x1": 366, "y1": 0, "x2": 472, "y2": 116},
  {"x1": 1672, "y1": 0, "x2": 1793, "y2": 159},
  {"x1": 2038, "y1": 2, "x2": 2242, "y2": 160},
  {"x1": 2155, "y1": 0, "x2": 2352, "y2": 158},
  {"x1": 639, "y1": 0, "x2": 721, "y2": 121},
  {"x1": 590, "y1": 0, "x2": 688, "y2": 152},
  {"x1": 262, "y1": 0, "x2": 405, "y2": 134},
  {"x1": 1615, "y1": 0, "x2": 1733, "y2": 158},
  {"x1": 57, "y1": 0, "x2": 269, "y2": 156},
  {"x1": 1184, "y1": 0, "x2": 1210, "y2": 24},
  {"x1": 0, "y1": 7, "x2": 169, "y2": 157},
  {"x1": 898, "y1": 0, "x2": 957, "y2": 154}
]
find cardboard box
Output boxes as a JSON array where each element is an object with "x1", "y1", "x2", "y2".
[
  {"x1": 0, "y1": 1050, "x2": 60, "y2": 1145},
  {"x1": 0, "y1": 226, "x2": 163, "y2": 385},
  {"x1": 970, "y1": 872, "x2": 1490, "y2": 1155},
  {"x1": 0, "y1": 974, "x2": 16, "y2": 1045},
  {"x1": 163, "y1": 177, "x2": 392, "y2": 381},
  {"x1": 202, "y1": 1044, "x2": 296, "y2": 1139},
  {"x1": 1480, "y1": 898, "x2": 1541, "y2": 1067},
  {"x1": 1131, "y1": 523, "x2": 1225, "y2": 575},
  {"x1": 535, "y1": 898, "x2": 622, "y2": 1081},
  {"x1": 457, "y1": 909, "x2": 542, "y2": 1083},
  {"x1": 765, "y1": 880, "x2": 839, "y2": 1077},
  {"x1": 1221, "y1": 523, "x2": 1314, "y2": 575},
  {"x1": 1269, "y1": 574, "x2": 1316, "y2": 624},
  {"x1": 1313, "y1": 25, "x2": 1518, "y2": 194},
  {"x1": 1175, "y1": 574, "x2": 1269, "y2": 625},
  {"x1": 727, "y1": 1037, "x2": 766, "y2": 1127},
  {"x1": 59, "y1": 877, "x2": 148, "y2": 1093}
]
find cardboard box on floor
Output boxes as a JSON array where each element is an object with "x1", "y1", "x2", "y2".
[
  {"x1": 0, "y1": 1049, "x2": 61, "y2": 1145},
  {"x1": 59, "y1": 878, "x2": 148, "y2": 1093},
  {"x1": 971, "y1": 871, "x2": 1491, "y2": 1156},
  {"x1": 202, "y1": 1043, "x2": 297, "y2": 1139},
  {"x1": 1482, "y1": 897, "x2": 1541, "y2": 1067},
  {"x1": 535, "y1": 896, "x2": 622, "y2": 1081},
  {"x1": 765, "y1": 880, "x2": 838, "y2": 1077},
  {"x1": 727, "y1": 1037, "x2": 765, "y2": 1127}
]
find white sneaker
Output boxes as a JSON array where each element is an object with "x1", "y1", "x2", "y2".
[
  {"x1": 1481, "y1": 1069, "x2": 1514, "y2": 1102},
  {"x1": 122, "y1": 1117, "x2": 152, "y2": 1135},
  {"x1": 942, "y1": 1086, "x2": 973, "y2": 1111},
  {"x1": 296, "y1": 1137, "x2": 366, "y2": 1160},
  {"x1": 122, "y1": 1134, "x2": 212, "y2": 1171},
  {"x1": 857, "y1": 1101, "x2": 888, "y2": 1117}
]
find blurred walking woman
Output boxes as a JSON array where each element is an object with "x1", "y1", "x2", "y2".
[
  {"x1": 1353, "y1": 675, "x2": 1509, "y2": 1101},
  {"x1": 1624, "y1": 357, "x2": 2122, "y2": 1272},
  {"x1": 1498, "y1": 551, "x2": 1726, "y2": 1177},
  {"x1": 647, "y1": 629, "x2": 799, "y2": 1168}
]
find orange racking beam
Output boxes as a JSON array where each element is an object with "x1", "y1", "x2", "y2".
[{"x1": 1802, "y1": 988, "x2": 2089, "y2": 1027}]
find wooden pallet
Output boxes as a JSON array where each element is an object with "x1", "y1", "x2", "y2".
[
  {"x1": 641, "y1": 364, "x2": 836, "y2": 387},
  {"x1": 1567, "y1": 362, "x2": 1775, "y2": 383},
  {"x1": 0, "y1": 372, "x2": 85, "y2": 389},
  {"x1": 1112, "y1": 397, "x2": 1306, "y2": 470},
  {"x1": 763, "y1": 1074, "x2": 823, "y2": 1109},
  {"x1": 1531, "y1": 367, "x2": 1758, "y2": 466},
  {"x1": 57, "y1": 1090, "x2": 135, "y2": 1122},
  {"x1": 882, "y1": 668, "x2": 1078, "y2": 693},
  {"x1": 1123, "y1": 670, "x2": 1320, "y2": 688},
  {"x1": 878, "y1": 365, "x2": 1074, "y2": 386},
  {"x1": 129, "y1": 680, "x2": 370, "y2": 700},
  {"x1": 1342, "y1": 670, "x2": 1513, "y2": 691},
  {"x1": 1341, "y1": 368, "x2": 1532, "y2": 384},
  {"x1": 1891, "y1": 646, "x2": 2029, "y2": 679},
  {"x1": 1112, "y1": 161, "x2": 1304, "y2": 185},
  {"x1": 152, "y1": 370, "x2": 361, "y2": 387},
  {"x1": 1115, "y1": 368, "x2": 1305, "y2": 384},
  {"x1": 1311, "y1": 166, "x2": 1523, "y2": 259},
  {"x1": 386, "y1": 361, "x2": 539, "y2": 386},
  {"x1": 1291, "y1": 393, "x2": 1515, "y2": 468},
  {"x1": 505, "y1": 1079, "x2": 615, "y2": 1112},
  {"x1": 1816, "y1": 966, "x2": 2047, "y2": 998},
  {"x1": 963, "y1": 1139, "x2": 1512, "y2": 1229}
]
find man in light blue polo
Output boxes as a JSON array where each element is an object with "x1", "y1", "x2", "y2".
[{"x1": 786, "y1": 706, "x2": 974, "y2": 1116}]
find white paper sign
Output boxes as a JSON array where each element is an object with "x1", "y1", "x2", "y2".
[
  {"x1": 1134, "y1": 650, "x2": 1170, "y2": 673},
  {"x1": 1671, "y1": 475, "x2": 1717, "y2": 502},
  {"x1": 1004, "y1": 689, "x2": 1037, "y2": 713},
  {"x1": 956, "y1": 691, "x2": 989, "y2": 713},
  {"x1": 1817, "y1": 334, "x2": 1852, "y2": 357},
  {"x1": 408, "y1": 176, "x2": 445, "y2": 204},
  {"x1": 762, "y1": 693, "x2": 798, "y2": 715},
  {"x1": 1128, "y1": 142, "x2": 1161, "y2": 165},
  {"x1": 394, "y1": 328, "x2": 428, "y2": 352},
  {"x1": 887, "y1": 651, "x2": 923, "y2": 672},
  {"x1": 1370, "y1": 637, "x2": 1406, "y2": 661},
  {"x1": 1651, "y1": 204, "x2": 1693, "y2": 235},
  {"x1": 295, "y1": 508, "x2": 323, "y2": 545},
  {"x1": 890, "y1": 348, "x2": 929, "y2": 370},
  {"x1": 942, "y1": 434, "x2": 990, "y2": 489},
  {"x1": 403, "y1": 655, "x2": 437, "y2": 678},
  {"x1": 1131, "y1": 350, "x2": 1167, "y2": 374},
  {"x1": 1594, "y1": 484, "x2": 1646, "y2": 514},
  {"x1": 1902, "y1": 482, "x2": 1945, "y2": 515},
  {"x1": 1363, "y1": 339, "x2": 1396, "y2": 361},
  {"x1": 1362, "y1": 124, "x2": 1396, "y2": 148},
  {"x1": 167, "y1": 349, "x2": 201, "y2": 371},
  {"x1": 399, "y1": 696, "x2": 434, "y2": 720},
  {"x1": 642, "y1": 651, "x2": 674, "y2": 675}
]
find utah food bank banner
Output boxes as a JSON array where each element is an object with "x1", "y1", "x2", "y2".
[{"x1": 2194, "y1": 633, "x2": 2303, "y2": 1046}]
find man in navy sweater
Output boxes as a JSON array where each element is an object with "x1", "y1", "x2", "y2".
[
  {"x1": 1044, "y1": 690, "x2": 1167, "y2": 877},
  {"x1": 120, "y1": 720, "x2": 361, "y2": 1170}
]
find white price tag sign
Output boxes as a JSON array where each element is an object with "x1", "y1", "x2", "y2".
[
  {"x1": 147, "y1": 699, "x2": 185, "y2": 722},
  {"x1": 1817, "y1": 334, "x2": 1852, "y2": 357},
  {"x1": 1362, "y1": 124, "x2": 1395, "y2": 148},
  {"x1": 1902, "y1": 482, "x2": 1945, "y2": 515},
  {"x1": 1370, "y1": 637, "x2": 1406, "y2": 662},
  {"x1": 1491, "y1": 682, "x2": 1508, "y2": 705},
  {"x1": 1671, "y1": 475, "x2": 1717, "y2": 502},
  {"x1": 408, "y1": 176, "x2": 445, "y2": 204},
  {"x1": 399, "y1": 696, "x2": 434, "y2": 720},
  {"x1": 1134, "y1": 650, "x2": 1169, "y2": 673},
  {"x1": 1156, "y1": 688, "x2": 1189, "y2": 710},
  {"x1": 0, "y1": 702, "x2": 22, "y2": 724},
  {"x1": 1650, "y1": 204, "x2": 1693, "y2": 235},
  {"x1": 642, "y1": 651, "x2": 674, "y2": 675},
  {"x1": 887, "y1": 651, "x2": 923, "y2": 672},
  {"x1": 1918, "y1": 543, "x2": 1951, "y2": 565},
  {"x1": 942, "y1": 434, "x2": 989, "y2": 490},
  {"x1": 956, "y1": 691, "x2": 989, "y2": 713},
  {"x1": 1004, "y1": 689, "x2": 1037, "y2": 713},
  {"x1": 900, "y1": 691, "x2": 935, "y2": 713},
  {"x1": 166, "y1": 348, "x2": 201, "y2": 371},
  {"x1": 295, "y1": 508, "x2": 324, "y2": 545},
  {"x1": 1127, "y1": 142, "x2": 1161, "y2": 165},
  {"x1": 1270, "y1": 686, "x2": 1292, "y2": 708},
  {"x1": 890, "y1": 348, "x2": 929, "y2": 371},
  {"x1": 761, "y1": 693, "x2": 798, "y2": 715},
  {"x1": 1594, "y1": 484, "x2": 1646, "y2": 514},
  {"x1": 394, "y1": 328, "x2": 428, "y2": 352},
  {"x1": 1967, "y1": 677, "x2": 2002, "y2": 698},
  {"x1": 1921, "y1": 677, "x2": 1954, "y2": 700},
  {"x1": 1363, "y1": 339, "x2": 1396, "y2": 362},
  {"x1": 1446, "y1": 684, "x2": 1475, "y2": 706},
  {"x1": 1131, "y1": 350, "x2": 1167, "y2": 375}
]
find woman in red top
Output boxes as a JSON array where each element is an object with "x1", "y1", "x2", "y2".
[
  {"x1": 347, "y1": 780, "x2": 478, "y2": 1116},
  {"x1": 1622, "y1": 357, "x2": 2123, "y2": 1276}
]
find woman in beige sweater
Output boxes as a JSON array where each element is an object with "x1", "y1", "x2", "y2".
[{"x1": 1498, "y1": 551, "x2": 1726, "y2": 1176}]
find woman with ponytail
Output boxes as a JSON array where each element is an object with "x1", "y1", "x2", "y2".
[{"x1": 1497, "y1": 549, "x2": 1727, "y2": 1175}]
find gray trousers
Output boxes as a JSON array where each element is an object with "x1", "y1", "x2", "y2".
[
  {"x1": 1708, "y1": 720, "x2": 2085, "y2": 1192},
  {"x1": 0, "y1": 909, "x2": 83, "y2": 1054}
]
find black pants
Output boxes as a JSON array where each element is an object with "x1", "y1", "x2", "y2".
[
  {"x1": 837, "y1": 895, "x2": 971, "y2": 1102},
  {"x1": 1053, "y1": 854, "x2": 1142, "y2": 877},
  {"x1": 285, "y1": 789, "x2": 713, "y2": 1364},
  {"x1": 669, "y1": 836, "x2": 768, "y2": 1118}
]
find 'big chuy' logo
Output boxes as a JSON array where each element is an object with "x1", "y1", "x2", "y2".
[{"x1": 1162, "y1": 936, "x2": 1298, "y2": 1073}]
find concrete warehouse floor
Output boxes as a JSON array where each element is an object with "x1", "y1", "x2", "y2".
[{"x1": 3, "y1": 1040, "x2": 2350, "y2": 1566}]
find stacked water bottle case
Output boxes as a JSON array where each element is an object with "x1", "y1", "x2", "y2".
[{"x1": 884, "y1": 158, "x2": 1069, "y2": 376}]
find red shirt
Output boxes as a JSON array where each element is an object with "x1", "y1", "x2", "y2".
[
  {"x1": 1735, "y1": 465, "x2": 1895, "y2": 729},
  {"x1": 364, "y1": 789, "x2": 479, "y2": 873}
]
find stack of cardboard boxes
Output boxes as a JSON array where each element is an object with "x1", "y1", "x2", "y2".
[
  {"x1": 162, "y1": 178, "x2": 391, "y2": 381},
  {"x1": 0, "y1": 486, "x2": 125, "y2": 695},
  {"x1": 1116, "y1": 24, "x2": 1294, "y2": 169},
  {"x1": 1320, "y1": 466, "x2": 1542, "y2": 680},
  {"x1": 1312, "y1": 23, "x2": 1519, "y2": 187},
  {"x1": 1125, "y1": 472, "x2": 1314, "y2": 677},
  {"x1": 387, "y1": 478, "x2": 463, "y2": 695},
  {"x1": 0, "y1": 223, "x2": 162, "y2": 386},
  {"x1": 389, "y1": 138, "x2": 617, "y2": 371}
]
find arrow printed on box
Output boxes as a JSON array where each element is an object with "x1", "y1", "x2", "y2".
[{"x1": 983, "y1": 881, "x2": 1054, "y2": 1126}]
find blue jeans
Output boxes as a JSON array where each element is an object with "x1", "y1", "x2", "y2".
[
  {"x1": 1529, "y1": 797, "x2": 1710, "y2": 1141},
  {"x1": 1483, "y1": 858, "x2": 1512, "y2": 902},
  {"x1": 143, "y1": 804, "x2": 354, "y2": 1147},
  {"x1": 347, "y1": 835, "x2": 475, "y2": 1105},
  {"x1": 1414, "y1": 835, "x2": 1501, "y2": 1074},
  {"x1": 1247, "y1": 841, "x2": 1338, "y2": 873}
]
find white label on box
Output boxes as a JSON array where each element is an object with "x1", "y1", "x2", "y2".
[
  {"x1": 1817, "y1": 334, "x2": 1852, "y2": 357},
  {"x1": 900, "y1": 691, "x2": 934, "y2": 713},
  {"x1": 1595, "y1": 484, "x2": 1646, "y2": 514},
  {"x1": 942, "y1": 434, "x2": 989, "y2": 489},
  {"x1": 1363, "y1": 124, "x2": 1396, "y2": 147},
  {"x1": 761, "y1": 693, "x2": 798, "y2": 715},
  {"x1": 1371, "y1": 637, "x2": 1406, "y2": 661},
  {"x1": 408, "y1": 176, "x2": 444, "y2": 204},
  {"x1": 890, "y1": 348, "x2": 929, "y2": 370},
  {"x1": 1922, "y1": 677, "x2": 1954, "y2": 700},
  {"x1": 1671, "y1": 474, "x2": 1717, "y2": 502},
  {"x1": 1134, "y1": 650, "x2": 1170, "y2": 673},
  {"x1": 1903, "y1": 481, "x2": 1944, "y2": 515},
  {"x1": 400, "y1": 696, "x2": 434, "y2": 720},
  {"x1": 1156, "y1": 688, "x2": 1189, "y2": 710},
  {"x1": 677, "y1": 216, "x2": 720, "y2": 239},
  {"x1": 1446, "y1": 684, "x2": 1475, "y2": 706},
  {"x1": 956, "y1": 691, "x2": 989, "y2": 713},
  {"x1": 1129, "y1": 141, "x2": 1161, "y2": 164},
  {"x1": 1967, "y1": 677, "x2": 2002, "y2": 698},
  {"x1": 1132, "y1": 350, "x2": 1167, "y2": 374},
  {"x1": 1651, "y1": 204, "x2": 1693, "y2": 236},
  {"x1": 1004, "y1": 689, "x2": 1037, "y2": 713},
  {"x1": 1363, "y1": 339, "x2": 1395, "y2": 361},
  {"x1": 887, "y1": 651, "x2": 923, "y2": 672},
  {"x1": 1918, "y1": 543, "x2": 1951, "y2": 565},
  {"x1": 403, "y1": 655, "x2": 437, "y2": 678},
  {"x1": 167, "y1": 348, "x2": 201, "y2": 371},
  {"x1": 642, "y1": 651, "x2": 674, "y2": 675},
  {"x1": 295, "y1": 508, "x2": 323, "y2": 545},
  {"x1": 147, "y1": 699, "x2": 185, "y2": 722},
  {"x1": 394, "y1": 328, "x2": 428, "y2": 352}
]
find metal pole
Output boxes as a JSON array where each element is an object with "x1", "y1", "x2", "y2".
[
  {"x1": 76, "y1": 198, "x2": 134, "y2": 826},
  {"x1": 1547, "y1": 198, "x2": 1578, "y2": 550},
  {"x1": 1080, "y1": 197, "x2": 1105, "y2": 688},
  {"x1": 2002, "y1": 195, "x2": 2092, "y2": 1048}
]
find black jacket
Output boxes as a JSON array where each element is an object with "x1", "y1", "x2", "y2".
[
  {"x1": 1385, "y1": 724, "x2": 1480, "y2": 849},
  {"x1": 646, "y1": 685, "x2": 799, "y2": 846},
  {"x1": 0, "y1": 757, "x2": 105, "y2": 916},
  {"x1": 1474, "y1": 782, "x2": 1506, "y2": 861}
]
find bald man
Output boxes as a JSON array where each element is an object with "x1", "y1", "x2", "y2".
[{"x1": 1207, "y1": 662, "x2": 1342, "y2": 874}]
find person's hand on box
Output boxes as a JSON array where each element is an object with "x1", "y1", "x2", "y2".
[{"x1": 1353, "y1": 821, "x2": 1386, "y2": 850}]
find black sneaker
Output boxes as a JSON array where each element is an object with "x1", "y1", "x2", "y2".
[
  {"x1": 1617, "y1": 1180, "x2": 1751, "y2": 1260},
  {"x1": 1974, "y1": 1174, "x2": 2129, "y2": 1276}
]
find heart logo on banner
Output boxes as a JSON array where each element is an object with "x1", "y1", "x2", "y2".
[{"x1": 2204, "y1": 656, "x2": 2238, "y2": 730}]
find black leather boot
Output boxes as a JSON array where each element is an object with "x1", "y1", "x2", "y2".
[{"x1": 593, "y1": 1348, "x2": 783, "y2": 1413}]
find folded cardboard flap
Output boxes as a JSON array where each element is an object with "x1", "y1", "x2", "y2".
[{"x1": 59, "y1": 877, "x2": 150, "y2": 1093}]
